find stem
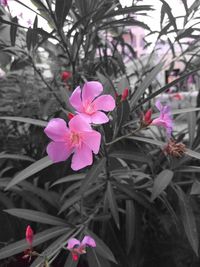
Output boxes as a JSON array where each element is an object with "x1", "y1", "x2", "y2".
[
  {"x1": 105, "y1": 126, "x2": 142, "y2": 146},
  {"x1": 31, "y1": 59, "x2": 66, "y2": 109}
]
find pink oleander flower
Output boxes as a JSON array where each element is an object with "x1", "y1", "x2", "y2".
[
  {"x1": 67, "y1": 236, "x2": 96, "y2": 261},
  {"x1": 44, "y1": 115, "x2": 101, "y2": 170},
  {"x1": 26, "y1": 225, "x2": 34, "y2": 247},
  {"x1": 151, "y1": 100, "x2": 173, "y2": 137},
  {"x1": 69, "y1": 81, "x2": 116, "y2": 124},
  {"x1": 0, "y1": 0, "x2": 8, "y2": 6}
]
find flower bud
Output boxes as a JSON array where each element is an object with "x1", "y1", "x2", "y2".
[
  {"x1": 61, "y1": 71, "x2": 72, "y2": 82},
  {"x1": 26, "y1": 225, "x2": 34, "y2": 247},
  {"x1": 121, "y1": 88, "x2": 129, "y2": 101},
  {"x1": 68, "y1": 112, "x2": 75, "y2": 120}
]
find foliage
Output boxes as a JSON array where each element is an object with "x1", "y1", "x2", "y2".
[{"x1": 1, "y1": 0, "x2": 200, "y2": 267}]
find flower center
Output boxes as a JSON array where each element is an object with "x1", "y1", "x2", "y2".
[
  {"x1": 70, "y1": 132, "x2": 82, "y2": 147},
  {"x1": 84, "y1": 102, "x2": 96, "y2": 115}
]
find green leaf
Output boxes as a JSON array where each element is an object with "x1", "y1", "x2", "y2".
[
  {"x1": 64, "y1": 254, "x2": 79, "y2": 267},
  {"x1": 0, "y1": 153, "x2": 34, "y2": 162},
  {"x1": 151, "y1": 170, "x2": 174, "y2": 201},
  {"x1": 5, "y1": 156, "x2": 53, "y2": 190},
  {"x1": 126, "y1": 200, "x2": 135, "y2": 253},
  {"x1": 185, "y1": 149, "x2": 200, "y2": 160},
  {"x1": 55, "y1": 0, "x2": 73, "y2": 28},
  {"x1": 59, "y1": 183, "x2": 103, "y2": 214},
  {"x1": 85, "y1": 230, "x2": 117, "y2": 264},
  {"x1": 176, "y1": 186, "x2": 199, "y2": 256},
  {"x1": 78, "y1": 158, "x2": 106, "y2": 195},
  {"x1": 0, "y1": 226, "x2": 68, "y2": 260},
  {"x1": 130, "y1": 62, "x2": 164, "y2": 109},
  {"x1": 187, "y1": 111, "x2": 196, "y2": 147},
  {"x1": 190, "y1": 180, "x2": 200, "y2": 195},
  {"x1": 10, "y1": 16, "x2": 18, "y2": 46},
  {"x1": 0, "y1": 116, "x2": 47, "y2": 127},
  {"x1": 107, "y1": 181, "x2": 120, "y2": 229},
  {"x1": 87, "y1": 248, "x2": 102, "y2": 267},
  {"x1": 4, "y1": 209, "x2": 67, "y2": 226},
  {"x1": 51, "y1": 173, "x2": 86, "y2": 187}
]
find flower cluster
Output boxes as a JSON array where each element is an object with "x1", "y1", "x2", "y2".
[
  {"x1": 142, "y1": 100, "x2": 173, "y2": 138},
  {"x1": 44, "y1": 81, "x2": 115, "y2": 170}
]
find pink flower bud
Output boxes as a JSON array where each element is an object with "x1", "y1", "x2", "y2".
[
  {"x1": 143, "y1": 109, "x2": 152, "y2": 125},
  {"x1": 68, "y1": 112, "x2": 75, "y2": 120},
  {"x1": 61, "y1": 71, "x2": 72, "y2": 82},
  {"x1": 121, "y1": 88, "x2": 129, "y2": 101},
  {"x1": 26, "y1": 225, "x2": 34, "y2": 247}
]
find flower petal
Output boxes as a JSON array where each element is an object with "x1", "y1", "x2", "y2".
[
  {"x1": 92, "y1": 95, "x2": 116, "y2": 112},
  {"x1": 82, "y1": 130, "x2": 101, "y2": 154},
  {"x1": 91, "y1": 111, "x2": 109, "y2": 124},
  {"x1": 71, "y1": 144, "x2": 93, "y2": 170},
  {"x1": 44, "y1": 118, "x2": 69, "y2": 142},
  {"x1": 82, "y1": 81, "x2": 103, "y2": 104},
  {"x1": 69, "y1": 86, "x2": 84, "y2": 112},
  {"x1": 81, "y1": 236, "x2": 96, "y2": 248},
  {"x1": 67, "y1": 238, "x2": 80, "y2": 250},
  {"x1": 155, "y1": 100, "x2": 163, "y2": 111},
  {"x1": 46, "y1": 141, "x2": 72, "y2": 163},
  {"x1": 69, "y1": 115, "x2": 92, "y2": 132}
]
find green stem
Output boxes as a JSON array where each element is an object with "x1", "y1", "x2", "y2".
[{"x1": 105, "y1": 126, "x2": 142, "y2": 146}]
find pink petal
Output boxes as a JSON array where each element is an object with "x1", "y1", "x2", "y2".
[
  {"x1": 91, "y1": 111, "x2": 109, "y2": 124},
  {"x1": 81, "y1": 236, "x2": 96, "y2": 248},
  {"x1": 155, "y1": 100, "x2": 163, "y2": 111},
  {"x1": 69, "y1": 115, "x2": 92, "y2": 132},
  {"x1": 69, "y1": 86, "x2": 84, "y2": 112},
  {"x1": 71, "y1": 144, "x2": 93, "y2": 170},
  {"x1": 46, "y1": 141, "x2": 72, "y2": 163},
  {"x1": 82, "y1": 130, "x2": 101, "y2": 154},
  {"x1": 67, "y1": 238, "x2": 80, "y2": 250},
  {"x1": 82, "y1": 81, "x2": 103, "y2": 104},
  {"x1": 78, "y1": 113, "x2": 92, "y2": 124},
  {"x1": 92, "y1": 95, "x2": 116, "y2": 112},
  {"x1": 44, "y1": 118, "x2": 69, "y2": 142}
]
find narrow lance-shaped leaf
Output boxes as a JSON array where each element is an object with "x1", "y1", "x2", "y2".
[
  {"x1": 5, "y1": 156, "x2": 53, "y2": 190},
  {"x1": 78, "y1": 158, "x2": 106, "y2": 195},
  {"x1": 10, "y1": 16, "x2": 18, "y2": 46},
  {"x1": 130, "y1": 62, "x2": 164, "y2": 109},
  {"x1": 176, "y1": 186, "x2": 199, "y2": 256},
  {"x1": 151, "y1": 170, "x2": 174, "y2": 201},
  {"x1": 107, "y1": 181, "x2": 120, "y2": 229},
  {"x1": 126, "y1": 200, "x2": 135, "y2": 253},
  {"x1": 55, "y1": 0, "x2": 73, "y2": 28},
  {"x1": 0, "y1": 116, "x2": 47, "y2": 127},
  {"x1": 4, "y1": 209, "x2": 67, "y2": 226},
  {"x1": 85, "y1": 230, "x2": 117, "y2": 264}
]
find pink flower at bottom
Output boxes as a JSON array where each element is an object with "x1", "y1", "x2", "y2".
[
  {"x1": 69, "y1": 81, "x2": 116, "y2": 124},
  {"x1": 44, "y1": 115, "x2": 101, "y2": 171},
  {"x1": 67, "y1": 236, "x2": 96, "y2": 261},
  {"x1": 151, "y1": 100, "x2": 173, "y2": 137}
]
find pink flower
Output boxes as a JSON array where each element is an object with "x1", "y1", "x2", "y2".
[
  {"x1": 67, "y1": 236, "x2": 96, "y2": 261},
  {"x1": 26, "y1": 225, "x2": 34, "y2": 247},
  {"x1": 69, "y1": 81, "x2": 116, "y2": 124},
  {"x1": 151, "y1": 100, "x2": 173, "y2": 137},
  {"x1": 0, "y1": 0, "x2": 8, "y2": 6},
  {"x1": 44, "y1": 116, "x2": 101, "y2": 170}
]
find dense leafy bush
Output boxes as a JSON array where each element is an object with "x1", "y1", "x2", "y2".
[{"x1": 1, "y1": 0, "x2": 200, "y2": 266}]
